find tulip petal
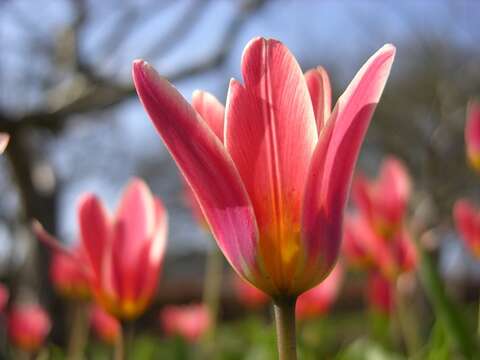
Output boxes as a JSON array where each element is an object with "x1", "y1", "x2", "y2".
[
  {"x1": 133, "y1": 60, "x2": 258, "y2": 279},
  {"x1": 0, "y1": 133, "x2": 9, "y2": 154},
  {"x1": 115, "y1": 179, "x2": 156, "y2": 264},
  {"x1": 192, "y1": 90, "x2": 225, "y2": 142},
  {"x1": 305, "y1": 67, "x2": 332, "y2": 132},
  {"x1": 225, "y1": 38, "x2": 317, "y2": 294},
  {"x1": 135, "y1": 198, "x2": 168, "y2": 302},
  {"x1": 454, "y1": 199, "x2": 480, "y2": 256},
  {"x1": 302, "y1": 44, "x2": 395, "y2": 287},
  {"x1": 78, "y1": 194, "x2": 111, "y2": 280}
]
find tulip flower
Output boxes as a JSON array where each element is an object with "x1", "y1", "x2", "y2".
[
  {"x1": 342, "y1": 213, "x2": 416, "y2": 279},
  {"x1": 91, "y1": 305, "x2": 121, "y2": 345},
  {"x1": 367, "y1": 272, "x2": 393, "y2": 314},
  {"x1": 50, "y1": 245, "x2": 90, "y2": 300},
  {"x1": 352, "y1": 156, "x2": 411, "y2": 238},
  {"x1": 35, "y1": 178, "x2": 168, "y2": 320},
  {"x1": 0, "y1": 283, "x2": 8, "y2": 314},
  {"x1": 134, "y1": 37, "x2": 394, "y2": 358},
  {"x1": 454, "y1": 199, "x2": 480, "y2": 258},
  {"x1": 233, "y1": 275, "x2": 269, "y2": 309},
  {"x1": 0, "y1": 133, "x2": 9, "y2": 154},
  {"x1": 160, "y1": 304, "x2": 210, "y2": 343},
  {"x1": 296, "y1": 263, "x2": 343, "y2": 321},
  {"x1": 465, "y1": 101, "x2": 480, "y2": 172},
  {"x1": 8, "y1": 304, "x2": 51, "y2": 352}
]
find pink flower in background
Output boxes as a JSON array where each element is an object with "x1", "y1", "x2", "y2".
[
  {"x1": 352, "y1": 156, "x2": 411, "y2": 238},
  {"x1": 49, "y1": 245, "x2": 90, "y2": 300},
  {"x1": 160, "y1": 304, "x2": 210, "y2": 342},
  {"x1": 133, "y1": 37, "x2": 395, "y2": 298},
  {"x1": 454, "y1": 199, "x2": 480, "y2": 258},
  {"x1": 8, "y1": 304, "x2": 51, "y2": 352},
  {"x1": 35, "y1": 179, "x2": 168, "y2": 319},
  {"x1": 233, "y1": 275, "x2": 269, "y2": 309},
  {"x1": 367, "y1": 272, "x2": 394, "y2": 314},
  {"x1": 342, "y1": 213, "x2": 416, "y2": 279},
  {"x1": 296, "y1": 263, "x2": 343, "y2": 320},
  {"x1": 90, "y1": 305, "x2": 120, "y2": 345},
  {"x1": 0, "y1": 133, "x2": 9, "y2": 154},
  {"x1": 465, "y1": 101, "x2": 480, "y2": 172},
  {"x1": 0, "y1": 283, "x2": 9, "y2": 313}
]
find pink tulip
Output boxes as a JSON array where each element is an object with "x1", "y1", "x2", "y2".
[
  {"x1": 0, "y1": 283, "x2": 8, "y2": 313},
  {"x1": 50, "y1": 245, "x2": 90, "y2": 300},
  {"x1": 8, "y1": 304, "x2": 51, "y2": 352},
  {"x1": 466, "y1": 101, "x2": 480, "y2": 172},
  {"x1": 35, "y1": 179, "x2": 168, "y2": 319},
  {"x1": 233, "y1": 275, "x2": 269, "y2": 309},
  {"x1": 296, "y1": 263, "x2": 343, "y2": 320},
  {"x1": 343, "y1": 213, "x2": 416, "y2": 278},
  {"x1": 160, "y1": 304, "x2": 210, "y2": 342},
  {"x1": 90, "y1": 305, "x2": 120, "y2": 345},
  {"x1": 454, "y1": 199, "x2": 480, "y2": 258},
  {"x1": 0, "y1": 133, "x2": 9, "y2": 154},
  {"x1": 367, "y1": 272, "x2": 393, "y2": 314},
  {"x1": 133, "y1": 37, "x2": 395, "y2": 299},
  {"x1": 352, "y1": 156, "x2": 411, "y2": 238}
]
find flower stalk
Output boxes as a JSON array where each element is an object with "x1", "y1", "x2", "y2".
[
  {"x1": 67, "y1": 301, "x2": 89, "y2": 360},
  {"x1": 274, "y1": 298, "x2": 297, "y2": 360}
]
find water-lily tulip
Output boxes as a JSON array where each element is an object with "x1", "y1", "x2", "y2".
[
  {"x1": 133, "y1": 37, "x2": 395, "y2": 300},
  {"x1": 8, "y1": 304, "x2": 51, "y2": 352},
  {"x1": 90, "y1": 305, "x2": 120, "y2": 345},
  {"x1": 0, "y1": 283, "x2": 8, "y2": 313},
  {"x1": 296, "y1": 263, "x2": 343, "y2": 320},
  {"x1": 454, "y1": 199, "x2": 480, "y2": 258},
  {"x1": 50, "y1": 245, "x2": 90, "y2": 300},
  {"x1": 233, "y1": 274, "x2": 269, "y2": 309},
  {"x1": 160, "y1": 304, "x2": 210, "y2": 342},
  {"x1": 352, "y1": 156, "x2": 411, "y2": 238},
  {"x1": 35, "y1": 179, "x2": 168, "y2": 319},
  {"x1": 465, "y1": 101, "x2": 480, "y2": 172}
]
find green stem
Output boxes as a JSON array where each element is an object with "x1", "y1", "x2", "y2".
[
  {"x1": 416, "y1": 239, "x2": 476, "y2": 358},
  {"x1": 477, "y1": 297, "x2": 480, "y2": 338},
  {"x1": 200, "y1": 243, "x2": 223, "y2": 360},
  {"x1": 67, "y1": 300, "x2": 89, "y2": 360},
  {"x1": 274, "y1": 298, "x2": 297, "y2": 360},
  {"x1": 113, "y1": 323, "x2": 124, "y2": 360},
  {"x1": 395, "y1": 282, "x2": 421, "y2": 356},
  {"x1": 202, "y1": 244, "x2": 223, "y2": 334}
]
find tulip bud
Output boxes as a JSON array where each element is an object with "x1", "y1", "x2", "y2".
[
  {"x1": 160, "y1": 304, "x2": 210, "y2": 342},
  {"x1": 8, "y1": 304, "x2": 51, "y2": 352},
  {"x1": 466, "y1": 101, "x2": 480, "y2": 172},
  {"x1": 90, "y1": 305, "x2": 120, "y2": 345}
]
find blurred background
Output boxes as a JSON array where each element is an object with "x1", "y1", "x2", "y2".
[{"x1": 0, "y1": 0, "x2": 480, "y2": 358}]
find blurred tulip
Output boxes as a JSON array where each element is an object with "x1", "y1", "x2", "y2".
[
  {"x1": 465, "y1": 101, "x2": 480, "y2": 172},
  {"x1": 160, "y1": 304, "x2": 210, "y2": 343},
  {"x1": 50, "y1": 245, "x2": 90, "y2": 300},
  {"x1": 8, "y1": 304, "x2": 51, "y2": 352},
  {"x1": 90, "y1": 305, "x2": 120, "y2": 345},
  {"x1": 342, "y1": 213, "x2": 416, "y2": 279},
  {"x1": 353, "y1": 156, "x2": 411, "y2": 238},
  {"x1": 35, "y1": 179, "x2": 168, "y2": 320},
  {"x1": 233, "y1": 275, "x2": 269, "y2": 309},
  {"x1": 296, "y1": 263, "x2": 343, "y2": 320},
  {"x1": 454, "y1": 199, "x2": 480, "y2": 258},
  {"x1": 0, "y1": 133, "x2": 9, "y2": 154},
  {"x1": 367, "y1": 272, "x2": 394, "y2": 314},
  {"x1": 0, "y1": 283, "x2": 8, "y2": 313},
  {"x1": 133, "y1": 37, "x2": 395, "y2": 299}
]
